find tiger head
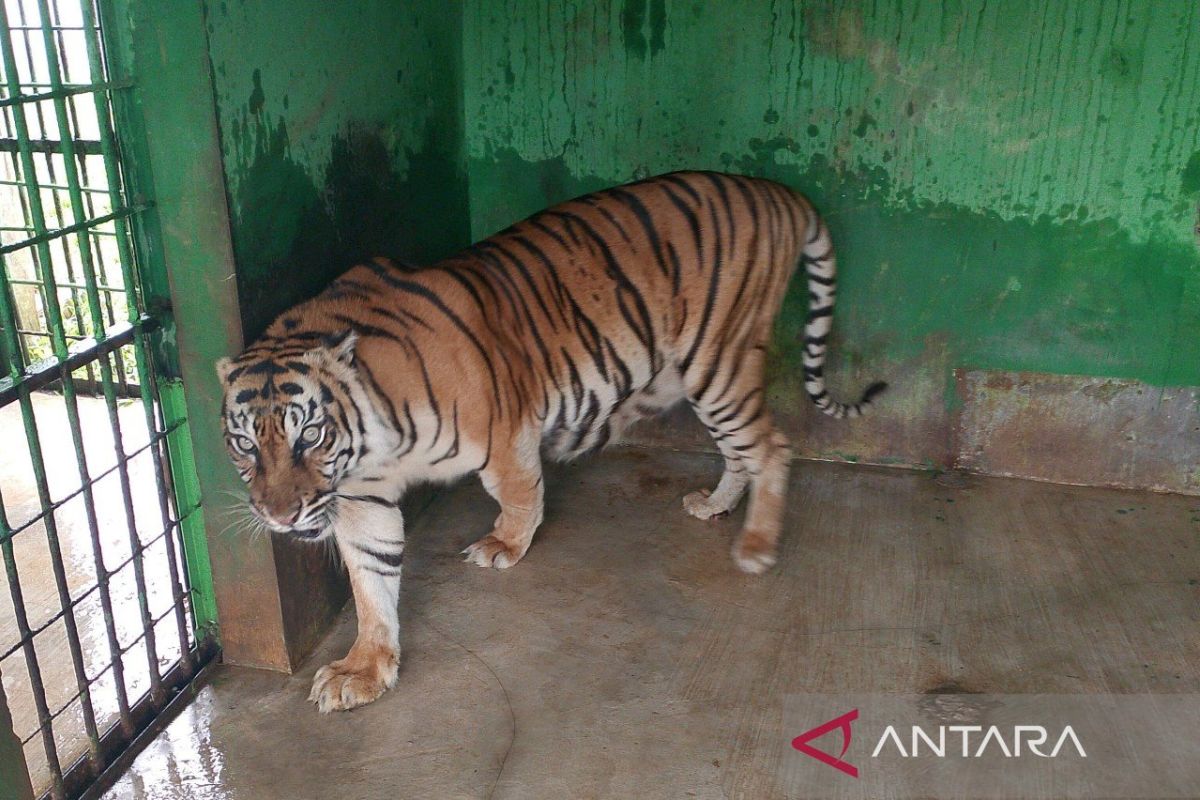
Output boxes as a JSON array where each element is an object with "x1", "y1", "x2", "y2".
[{"x1": 216, "y1": 331, "x2": 362, "y2": 540}]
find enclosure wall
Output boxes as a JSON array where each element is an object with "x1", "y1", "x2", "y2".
[{"x1": 462, "y1": 0, "x2": 1200, "y2": 490}]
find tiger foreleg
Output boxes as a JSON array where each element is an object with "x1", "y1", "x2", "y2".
[
  {"x1": 463, "y1": 431, "x2": 545, "y2": 569},
  {"x1": 310, "y1": 501, "x2": 404, "y2": 712}
]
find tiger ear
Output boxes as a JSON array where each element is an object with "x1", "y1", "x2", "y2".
[
  {"x1": 323, "y1": 329, "x2": 358, "y2": 366},
  {"x1": 216, "y1": 357, "x2": 235, "y2": 383}
]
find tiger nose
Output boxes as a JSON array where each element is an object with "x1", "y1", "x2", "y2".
[
  {"x1": 257, "y1": 502, "x2": 301, "y2": 527},
  {"x1": 274, "y1": 506, "x2": 302, "y2": 526}
]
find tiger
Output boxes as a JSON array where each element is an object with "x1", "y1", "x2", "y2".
[{"x1": 217, "y1": 170, "x2": 884, "y2": 712}]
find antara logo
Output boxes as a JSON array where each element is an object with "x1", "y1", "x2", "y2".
[
  {"x1": 871, "y1": 724, "x2": 1087, "y2": 759},
  {"x1": 792, "y1": 709, "x2": 1086, "y2": 778},
  {"x1": 791, "y1": 709, "x2": 860, "y2": 778}
]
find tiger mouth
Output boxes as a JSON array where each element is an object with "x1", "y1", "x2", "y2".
[{"x1": 290, "y1": 527, "x2": 326, "y2": 540}]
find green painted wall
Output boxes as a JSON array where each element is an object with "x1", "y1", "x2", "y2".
[
  {"x1": 462, "y1": 0, "x2": 1200, "y2": 465},
  {"x1": 194, "y1": 0, "x2": 1200, "y2": 470},
  {"x1": 204, "y1": 0, "x2": 470, "y2": 339}
]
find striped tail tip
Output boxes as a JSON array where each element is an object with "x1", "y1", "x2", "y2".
[
  {"x1": 811, "y1": 379, "x2": 888, "y2": 419},
  {"x1": 860, "y1": 380, "x2": 888, "y2": 404}
]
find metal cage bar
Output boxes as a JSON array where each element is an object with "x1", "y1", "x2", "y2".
[
  {"x1": 0, "y1": 0, "x2": 216, "y2": 797},
  {"x1": 68, "y1": 0, "x2": 197, "y2": 674},
  {"x1": 0, "y1": 4, "x2": 108, "y2": 786}
]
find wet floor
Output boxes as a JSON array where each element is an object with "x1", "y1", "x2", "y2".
[
  {"x1": 103, "y1": 448, "x2": 1200, "y2": 799},
  {"x1": 0, "y1": 390, "x2": 193, "y2": 794}
]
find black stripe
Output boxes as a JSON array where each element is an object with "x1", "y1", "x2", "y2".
[
  {"x1": 398, "y1": 337, "x2": 442, "y2": 446},
  {"x1": 528, "y1": 218, "x2": 572, "y2": 251},
  {"x1": 805, "y1": 267, "x2": 836, "y2": 286},
  {"x1": 246, "y1": 360, "x2": 289, "y2": 375},
  {"x1": 660, "y1": 172, "x2": 702, "y2": 204},
  {"x1": 355, "y1": 359, "x2": 402, "y2": 432},
  {"x1": 587, "y1": 199, "x2": 632, "y2": 243},
  {"x1": 715, "y1": 387, "x2": 763, "y2": 426},
  {"x1": 604, "y1": 339, "x2": 633, "y2": 399},
  {"x1": 724, "y1": 403, "x2": 765, "y2": 436},
  {"x1": 563, "y1": 349, "x2": 585, "y2": 410},
  {"x1": 702, "y1": 173, "x2": 737, "y2": 256},
  {"x1": 656, "y1": 182, "x2": 702, "y2": 294},
  {"x1": 486, "y1": 241, "x2": 561, "y2": 332},
  {"x1": 547, "y1": 210, "x2": 657, "y2": 362},
  {"x1": 350, "y1": 542, "x2": 405, "y2": 567},
  {"x1": 568, "y1": 391, "x2": 600, "y2": 452},
  {"x1": 340, "y1": 494, "x2": 399, "y2": 508},
  {"x1": 509, "y1": 234, "x2": 572, "y2": 313},
  {"x1": 473, "y1": 245, "x2": 561, "y2": 387},
  {"x1": 680, "y1": 199, "x2": 724, "y2": 374},
  {"x1": 431, "y1": 402, "x2": 461, "y2": 465},
  {"x1": 398, "y1": 400, "x2": 418, "y2": 457},
  {"x1": 364, "y1": 262, "x2": 503, "y2": 409},
  {"x1": 808, "y1": 306, "x2": 834, "y2": 321},
  {"x1": 610, "y1": 187, "x2": 670, "y2": 280},
  {"x1": 478, "y1": 412, "x2": 494, "y2": 472}
]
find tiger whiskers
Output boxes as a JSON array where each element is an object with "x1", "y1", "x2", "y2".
[{"x1": 215, "y1": 497, "x2": 269, "y2": 543}]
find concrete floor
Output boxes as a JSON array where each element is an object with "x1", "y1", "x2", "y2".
[{"x1": 103, "y1": 448, "x2": 1200, "y2": 799}]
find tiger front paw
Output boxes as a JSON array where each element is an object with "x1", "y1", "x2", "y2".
[{"x1": 308, "y1": 644, "x2": 399, "y2": 713}]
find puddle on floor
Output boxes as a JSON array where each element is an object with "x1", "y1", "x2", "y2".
[{"x1": 104, "y1": 688, "x2": 228, "y2": 800}]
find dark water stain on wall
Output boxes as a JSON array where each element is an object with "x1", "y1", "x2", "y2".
[
  {"x1": 1181, "y1": 151, "x2": 1200, "y2": 195},
  {"x1": 620, "y1": 0, "x2": 666, "y2": 59},
  {"x1": 229, "y1": 115, "x2": 335, "y2": 339},
  {"x1": 205, "y1": 0, "x2": 469, "y2": 340},
  {"x1": 231, "y1": 118, "x2": 469, "y2": 340},
  {"x1": 330, "y1": 128, "x2": 470, "y2": 269}
]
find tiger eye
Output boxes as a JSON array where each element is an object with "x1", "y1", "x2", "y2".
[
  {"x1": 234, "y1": 435, "x2": 255, "y2": 453},
  {"x1": 300, "y1": 425, "x2": 322, "y2": 445}
]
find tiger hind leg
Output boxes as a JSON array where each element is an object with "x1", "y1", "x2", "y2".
[
  {"x1": 693, "y1": 405, "x2": 791, "y2": 574},
  {"x1": 684, "y1": 352, "x2": 791, "y2": 574},
  {"x1": 682, "y1": 460, "x2": 748, "y2": 520},
  {"x1": 729, "y1": 425, "x2": 791, "y2": 574}
]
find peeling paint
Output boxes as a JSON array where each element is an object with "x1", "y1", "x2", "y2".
[{"x1": 464, "y1": 1, "x2": 1200, "y2": 242}]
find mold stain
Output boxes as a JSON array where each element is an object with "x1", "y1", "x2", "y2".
[
  {"x1": 620, "y1": 0, "x2": 666, "y2": 59},
  {"x1": 1180, "y1": 151, "x2": 1200, "y2": 195}
]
